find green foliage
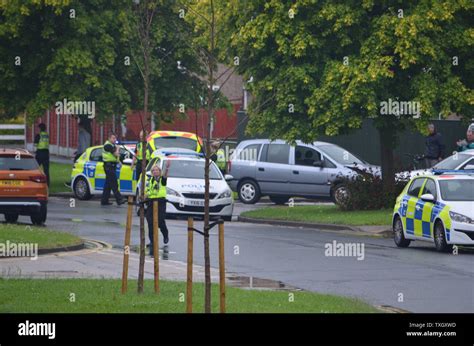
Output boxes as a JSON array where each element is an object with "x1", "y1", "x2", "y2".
[
  {"x1": 0, "y1": 0, "x2": 205, "y2": 123},
  {"x1": 336, "y1": 169, "x2": 407, "y2": 210},
  {"x1": 221, "y1": 0, "x2": 473, "y2": 142}
]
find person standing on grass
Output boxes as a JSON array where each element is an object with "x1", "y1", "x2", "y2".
[
  {"x1": 74, "y1": 120, "x2": 91, "y2": 161},
  {"x1": 144, "y1": 160, "x2": 171, "y2": 255},
  {"x1": 424, "y1": 123, "x2": 445, "y2": 168},
  {"x1": 34, "y1": 123, "x2": 50, "y2": 186}
]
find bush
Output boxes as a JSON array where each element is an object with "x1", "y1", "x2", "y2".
[{"x1": 334, "y1": 167, "x2": 408, "y2": 211}]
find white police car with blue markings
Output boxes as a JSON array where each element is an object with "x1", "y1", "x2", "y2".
[{"x1": 136, "y1": 149, "x2": 234, "y2": 221}]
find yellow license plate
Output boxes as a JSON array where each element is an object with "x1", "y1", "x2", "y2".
[{"x1": 0, "y1": 180, "x2": 24, "y2": 186}]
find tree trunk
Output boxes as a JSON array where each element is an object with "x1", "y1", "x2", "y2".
[{"x1": 138, "y1": 69, "x2": 149, "y2": 294}]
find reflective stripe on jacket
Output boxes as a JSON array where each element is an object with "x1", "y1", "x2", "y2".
[{"x1": 37, "y1": 132, "x2": 49, "y2": 150}]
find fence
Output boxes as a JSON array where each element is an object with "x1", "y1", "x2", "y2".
[{"x1": 0, "y1": 123, "x2": 27, "y2": 148}]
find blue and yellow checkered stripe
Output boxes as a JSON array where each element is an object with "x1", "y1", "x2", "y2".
[{"x1": 398, "y1": 195, "x2": 451, "y2": 239}]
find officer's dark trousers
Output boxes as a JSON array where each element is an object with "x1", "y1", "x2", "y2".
[
  {"x1": 35, "y1": 149, "x2": 50, "y2": 186},
  {"x1": 135, "y1": 160, "x2": 143, "y2": 181},
  {"x1": 101, "y1": 162, "x2": 123, "y2": 204},
  {"x1": 146, "y1": 198, "x2": 168, "y2": 248}
]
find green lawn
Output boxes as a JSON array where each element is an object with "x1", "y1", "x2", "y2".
[
  {"x1": 0, "y1": 224, "x2": 82, "y2": 250},
  {"x1": 0, "y1": 278, "x2": 378, "y2": 313},
  {"x1": 49, "y1": 162, "x2": 73, "y2": 194},
  {"x1": 241, "y1": 205, "x2": 392, "y2": 226}
]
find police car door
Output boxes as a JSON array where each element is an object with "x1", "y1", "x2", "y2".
[
  {"x1": 118, "y1": 147, "x2": 134, "y2": 194},
  {"x1": 418, "y1": 178, "x2": 438, "y2": 239},
  {"x1": 87, "y1": 148, "x2": 104, "y2": 191},
  {"x1": 404, "y1": 178, "x2": 426, "y2": 236}
]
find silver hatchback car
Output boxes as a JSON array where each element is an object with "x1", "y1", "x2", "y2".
[{"x1": 227, "y1": 139, "x2": 380, "y2": 204}]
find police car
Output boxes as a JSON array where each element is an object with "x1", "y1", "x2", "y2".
[
  {"x1": 392, "y1": 171, "x2": 474, "y2": 252},
  {"x1": 138, "y1": 149, "x2": 234, "y2": 221},
  {"x1": 71, "y1": 144, "x2": 136, "y2": 200}
]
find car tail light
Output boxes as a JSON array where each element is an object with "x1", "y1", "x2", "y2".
[{"x1": 30, "y1": 175, "x2": 47, "y2": 183}]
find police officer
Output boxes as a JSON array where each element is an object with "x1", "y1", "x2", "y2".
[
  {"x1": 101, "y1": 133, "x2": 125, "y2": 206},
  {"x1": 34, "y1": 123, "x2": 50, "y2": 186},
  {"x1": 132, "y1": 130, "x2": 149, "y2": 181},
  {"x1": 211, "y1": 140, "x2": 226, "y2": 174},
  {"x1": 145, "y1": 161, "x2": 170, "y2": 255}
]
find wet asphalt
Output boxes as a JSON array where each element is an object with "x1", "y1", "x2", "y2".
[{"x1": 9, "y1": 197, "x2": 474, "y2": 313}]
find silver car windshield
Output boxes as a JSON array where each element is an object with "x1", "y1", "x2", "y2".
[
  {"x1": 434, "y1": 154, "x2": 470, "y2": 170},
  {"x1": 317, "y1": 144, "x2": 365, "y2": 165},
  {"x1": 439, "y1": 179, "x2": 474, "y2": 201}
]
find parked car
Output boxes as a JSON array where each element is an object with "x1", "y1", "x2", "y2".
[
  {"x1": 0, "y1": 148, "x2": 48, "y2": 225},
  {"x1": 392, "y1": 172, "x2": 474, "y2": 252},
  {"x1": 396, "y1": 150, "x2": 474, "y2": 180},
  {"x1": 137, "y1": 150, "x2": 234, "y2": 221},
  {"x1": 227, "y1": 139, "x2": 380, "y2": 205}
]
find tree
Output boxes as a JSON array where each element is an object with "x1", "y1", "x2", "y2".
[
  {"x1": 0, "y1": 0, "x2": 131, "y2": 125},
  {"x1": 221, "y1": 0, "x2": 473, "y2": 192},
  {"x1": 121, "y1": 0, "x2": 205, "y2": 293},
  {"x1": 177, "y1": 0, "x2": 236, "y2": 312}
]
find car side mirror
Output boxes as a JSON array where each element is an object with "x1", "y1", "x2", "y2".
[
  {"x1": 313, "y1": 160, "x2": 323, "y2": 167},
  {"x1": 464, "y1": 164, "x2": 474, "y2": 170},
  {"x1": 123, "y1": 158, "x2": 133, "y2": 166},
  {"x1": 224, "y1": 174, "x2": 234, "y2": 181},
  {"x1": 420, "y1": 193, "x2": 435, "y2": 202}
]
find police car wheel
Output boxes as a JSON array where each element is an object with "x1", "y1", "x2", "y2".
[
  {"x1": 434, "y1": 221, "x2": 453, "y2": 253},
  {"x1": 393, "y1": 216, "x2": 410, "y2": 248},
  {"x1": 238, "y1": 180, "x2": 261, "y2": 204},
  {"x1": 73, "y1": 177, "x2": 91, "y2": 200}
]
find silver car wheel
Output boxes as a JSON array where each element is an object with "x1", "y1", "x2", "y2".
[{"x1": 240, "y1": 183, "x2": 255, "y2": 202}]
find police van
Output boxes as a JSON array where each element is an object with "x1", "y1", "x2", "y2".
[
  {"x1": 137, "y1": 149, "x2": 234, "y2": 221},
  {"x1": 392, "y1": 171, "x2": 474, "y2": 252}
]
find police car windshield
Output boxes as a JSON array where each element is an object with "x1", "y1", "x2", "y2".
[
  {"x1": 434, "y1": 153, "x2": 470, "y2": 170},
  {"x1": 153, "y1": 137, "x2": 197, "y2": 151},
  {"x1": 317, "y1": 144, "x2": 365, "y2": 165},
  {"x1": 439, "y1": 180, "x2": 474, "y2": 201},
  {"x1": 166, "y1": 160, "x2": 221, "y2": 180}
]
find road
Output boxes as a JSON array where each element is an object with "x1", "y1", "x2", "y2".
[{"x1": 9, "y1": 197, "x2": 474, "y2": 313}]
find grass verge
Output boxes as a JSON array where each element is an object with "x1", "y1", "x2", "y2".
[
  {"x1": 0, "y1": 224, "x2": 82, "y2": 250},
  {"x1": 241, "y1": 205, "x2": 392, "y2": 226},
  {"x1": 49, "y1": 162, "x2": 72, "y2": 194},
  {"x1": 0, "y1": 278, "x2": 378, "y2": 313}
]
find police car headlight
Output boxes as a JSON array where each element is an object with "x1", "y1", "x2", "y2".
[
  {"x1": 166, "y1": 187, "x2": 181, "y2": 197},
  {"x1": 449, "y1": 211, "x2": 474, "y2": 224},
  {"x1": 218, "y1": 190, "x2": 232, "y2": 199}
]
